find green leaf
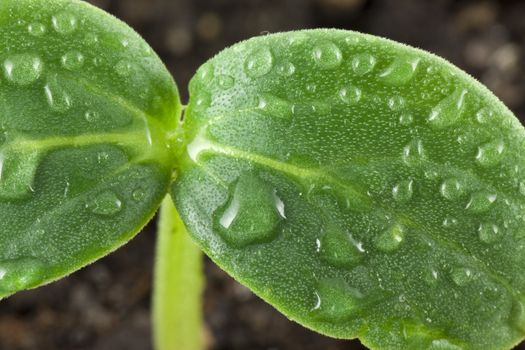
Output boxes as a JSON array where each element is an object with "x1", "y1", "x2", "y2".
[
  {"x1": 173, "y1": 29, "x2": 525, "y2": 349},
  {"x1": 0, "y1": 0, "x2": 180, "y2": 297}
]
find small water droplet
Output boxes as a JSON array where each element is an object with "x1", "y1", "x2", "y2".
[
  {"x1": 306, "y1": 84, "x2": 317, "y2": 94},
  {"x1": 276, "y1": 61, "x2": 295, "y2": 76},
  {"x1": 344, "y1": 35, "x2": 360, "y2": 45},
  {"x1": 194, "y1": 92, "x2": 211, "y2": 111},
  {"x1": 318, "y1": 224, "x2": 364, "y2": 268},
  {"x1": 256, "y1": 94, "x2": 293, "y2": 120},
  {"x1": 97, "y1": 151, "x2": 109, "y2": 164},
  {"x1": 475, "y1": 107, "x2": 494, "y2": 124},
  {"x1": 217, "y1": 74, "x2": 234, "y2": 89},
  {"x1": 510, "y1": 299, "x2": 525, "y2": 333},
  {"x1": 244, "y1": 48, "x2": 273, "y2": 78},
  {"x1": 3, "y1": 55, "x2": 43, "y2": 86},
  {"x1": 61, "y1": 51, "x2": 84, "y2": 71},
  {"x1": 84, "y1": 33, "x2": 99, "y2": 45},
  {"x1": 465, "y1": 192, "x2": 497, "y2": 213},
  {"x1": 402, "y1": 139, "x2": 425, "y2": 166},
  {"x1": 388, "y1": 95, "x2": 405, "y2": 111},
  {"x1": 442, "y1": 217, "x2": 458, "y2": 227},
  {"x1": 132, "y1": 188, "x2": 145, "y2": 201},
  {"x1": 392, "y1": 179, "x2": 413, "y2": 203},
  {"x1": 44, "y1": 76, "x2": 72, "y2": 113},
  {"x1": 450, "y1": 267, "x2": 474, "y2": 286},
  {"x1": 475, "y1": 140, "x2": 505, "y2": 167},
  {"x1": 379, "y1": 57, "x2": 420, "y2": 85},
  {"x1": 84, "y1": 110, "x2": 99, "y2": 123},
  {"x1": 428, "y1": 339, "x2": 462, "y2": 350},
  {"x1": 198, "y1": 63, "x2": 214, "y2": 84},
  {"x1": 27, "y1": 22, "x2": 46, "y2": 36},
  {"x1": 440, "y1": 178, "x2": 465, "y2": 201},
  {"x1": 52, "y1": 12, "x2": 78, "y2": 34},
  {"x1": 478, "y1": 222, "x2": 500, "y2": 244},
  {"x1": 0, "y1": 257, "x2": 47, "y2": 294},
  {"x1": 87, "y1": 191, "x2": 122, "y2": 216},
  {"x1": 214, "y1": 174, "x2": 284, "y2": 247},
  {"x1": 427, "y1": 89, "x2": 468, "y2": 129},
  {"x1": 312, "y1": 41, "x2": 343, "y2": 69},
  {"x1": 311, "y1": 278, "x2": 363, "y2": 320},
  {"x1": 351, "y1": 53, "x2": 376, "y2": 76},
  {"x1": 399, "y1": 113, "x2": 414, "y2": 125},
  {"x1": 338, "y1": 85, "x2": 361, "y2": 104},
  {"x1": 115, "y1": 60, "x2": 134, "y2": 77},
  {"x1": 519, "y1": 180, "x2": 525, "y2": 196},
  {"x1": 374, "y1": 223, "x2": 405, "y2": 252}
]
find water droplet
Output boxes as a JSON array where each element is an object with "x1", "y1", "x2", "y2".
[
  {"x1": 465, "y1": 192, "x2": 497, "y2": 213},
  {"x1": 198, "y1": 63, "x2": 214, "y2": 84},
  {"x1": 306, "y1": 84, "x2": 317, "y2": 94},
  {"x1": 3, "y1": 54, "x2": 43, "y2": 86},
  {"x1": 344, "y1": 35, "x2": 360, "y2": 45},
  {"x1": 428, "y1": 339, "x2": 462, "y2": 350},
  {"x1": 318, "y1": 224, "x2": 364, "y2": 268},
  {"x1": 84, "y1": 32, "x2": 99, "y2": 45},
  {"x1": 217, "y1": 74, "x2": 234, "y2": 89},
  {"x1": 475, "y1": 140, "x2": 504, "y2": 167},
  {"x1": 194, "y1": 92, "x2": 211, "y2": 111},
  {"x1": 440, "y1": 178, "x2": 465, "y2": 201},
  {"x1": 427, "y1": 89, "x2": 468, "y2": 128},
  {"x1": 61, "y1": 51, "x2": 84, "y2": 71},
  {"x1": 379, "y1": 57, "x2": 420, "y2": 85},
  {"x1": 478, "y1": 222, "x2": 500, "y2": 244},
  {"x1": 519, "y1": 180, "x2": 525, "y2": 196},
  {"x1": 276, "y1": 61, "x2": 295, "y2": 76},
  {"x1": 244, "y1": 48, "x2": 273, "y2": 78},
  {"x1": 442, "y1": 217, "x2": 458, "y2": 227},
  {"x1": 312, "y1": 41, "x2": 343, "y2": 69},
  {"x1": 214, "y1": 174, "x2": 284, "y2": 247},
  {"x1": 475, "y1": 107, "x2": 494, "y2": 124},
  {"x1": 87, "y1": 191, "x2": 122, "y2": 216},
  {"x1": 374, "y1": 223, "x2": 405, "y2": 252},
  {"x1": 44, "y1": 77, "x2": 72, "y2": 113},
  {"x1": 97, "y1": 151, "x2": 109, "y2": 164},
  {"x1": 115, "y1": 60, "x2": 134, "y2": 77},
  {"x1": 351, "y1": 53, "x2": 376, "y2": 76},
  {"x1": 402, "y1": 139, "x2": 425, "y2": 166},
  {"x1": 28, "y1": 22, "x2": 46, "y2": 36},
  {"x1": 392, "y1": 179, "x2": 413, "y2": 203},
  {"x1": 0, "y1": 257, "x2": 47, "y2": 294},
  {"x1": 510, "y1": 299, "x2": 525, "y2": 333},
  {"x1": 450, "y1": 267, "x2": 474, "y2": 286},
  {"x1": 338, "y1": 85, "x2": 361, "y2": 104},
  {"x1": 311, "y1": 278, "x2": 363, "y2": 320},
  {"x1": 388, "y1": 95, "x2": 405, "y2": 111},
  {"x1": 84, "y1": 110, "x2": 99, "y2": 123},
  {"x1": 132, "y1": 188, "x2": 145, "y2": 201},
  {"x1": 256, "y1": 94, "x2": 293, "y2": 119},
  {"x1": 399, "y1": 113, "x2": 414, "y2": 125},
  {"x1": 52, "y1": 12, "x2": 78, "y2": 34}
]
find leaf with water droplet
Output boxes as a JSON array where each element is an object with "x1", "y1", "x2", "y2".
[
  {"x1": 0, "y1": 0, "x2": 180, "y2": 298},
  {"x1": 174, "y1": 29, "x2": 525, "y2": 350}
]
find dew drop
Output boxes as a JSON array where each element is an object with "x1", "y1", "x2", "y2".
[
  {"x1": 214, "y1": 174, "x2": 284, "y2": 247},
  {"x1": 399, "y1": 113, "x2": 414, "y2": 126},
  {"x1": 475, "y1": 140, "x2": 505, "y2": 167},
  {"x1": 3, "y1": 54, "x2": 43, "y2": 86},
  {"x1": 52, "y1": 12, "x2": 78, "y2": 34},
  {"x1": 306, "y1": 84, "x2": 317, "y2": 94},
  {"x1": 312, "y1": 41, "x2": 343, "y2": 69},
  {"x1": 217, "y1": 74, "x2": 234, "y2": 89},
  {"x1": 510, "y1": 299, "x2": 525, "y2": 333},
  {"x1": 194, "y1": 91, "x2": 211, "y2": 111},
  {"x1": 379, "y1": 57, "x2": 420, "y2": 85},
  {"x1": 115, "y1": 60, "x2": 134, "y2": 77},
  {"x1": 450, "y1": 267, "x2": 474, "y2": 286},
  {"x1": 87, "y1": 191, "x2": 122, "y2": 216},
  {"x1": 132, "y1": 188, "x2": 145, "y2": 202},
  {"x1": 374, "y1": 223, "x2": 405, "y2": 252},
  {"x1": 465, "y1": 192, "x2": 497, "y2": 213},
  {"x1": 318, "y1": 224, "x2": 364, "y2": 268},
  {"x1": 0, "y1": 257, "x2": 46, "y2": 294},
  {"x1": 428, "y1": 339, "x2": 462, "y2": 350},
  {"x1": 311, "y1": 278, "x2": 363, "y2": 320},
  {"x1": 439, "y1": 178, "x2": 465, "y2": 201},
  {"x1": 44, "y1": 77, "x2": 72, "y2": 113},
  {"x1": 28, "y1": 22, "x2": 46, "y2": 36},
  {"x1": 392, "y1": 179, "x2": 413, "y2": 203},
  {"x1": 478, "y1": 222, "x2": 500, "y2": 244},
  {"x1": 198, "y1": 63, "x2": 214, "y2": 84},
  {"x1": 519, "y1": 180, "x2": 525, "y2": 196},
  {"x1": 427, "y1": 89, "x2": 468, "y2": 129},
  {"x1": 351, "y1": 53, "x2": 376, "y2": 76},
  {"x1": 276, "y1": 61, "x2": 295, "y2": 76},
  {"x1": 61, "y1": 51, "x2": 84, "y2": 71},
  {"x1": 84, "y1": 110, "x2": 99, "y2": 123},
  {"x1": 256, "y1": 93, "x2": 293, "y2": 120},
  {"x1": 338, "y1": 85, "x2": 361, "y2": 104},
  {"x1": 442, "y1": 217, "x2": 458, "y2": 227},
  {"x1": 475, "y1": 107, "x2": 494, "y2": 124},
  {"x1": 388, "y1": 95, "x2": 405, "y2": 111},
  {"x1": 244, "y1": 48, "x2": 273, "y2": 78},
  {"x1": 402, "y1": 139, "x2": 425, "y2": 166}
]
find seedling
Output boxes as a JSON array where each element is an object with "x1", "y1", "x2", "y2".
[{"x1": 1, "y1": 1, "x2": 525, "y2": 349}]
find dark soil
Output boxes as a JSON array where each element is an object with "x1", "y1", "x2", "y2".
[{"x1": 2, "y1": 0, "x2": 525, "y2": 349}]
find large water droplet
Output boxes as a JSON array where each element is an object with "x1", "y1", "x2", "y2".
[
  {"x1": 214, "y1": 174, "x2": 284, "y2": 247},
  {"x1": 311, "y1": 278, "x2": 363, "y2": 320},
  {"x1": 440, "y1": 178, "x2": 465, "y2": 201},
  {"x1": 465, "y1": 192, "x2": 497, "y2": 213},
  {"x1": 217, "y1": 74, "x2": 234, "y2": 89},
  {"x1": 475, "y1": 140, "x2": 505, "y2": 167},
  {"x1": 402, "y1": 139, "x2": 425, "y2": 166},
  {"x1": 3, "y1": 54, "x2": 43, "y2": 86},
  {"x1": 0, "y1": 257, "x2": 46, "y2": 295},
  {"x1": 478, "y1": 222, "x2": 500, "y2": 244},
  {"x1": 374, "y1": 223, "x2": 404, "y2": 252},
  {"x1": 52, "y1": 12, "x2": 78, "y2": 34},
  {"x1": 244, "y1": 48, "x2": 273, "y2": 78},
  {"x1": 28, "y1": 22, "x2": 46, "y2": 36},
  {"x1": 351, "y1": 53, "x2": 376, "y2": 76},
  {"x1": 87, "y1": 191, "x2": 122, "y2": 216},
  {"x1": 44, "y1": 76, "x2": 72, "y2": 113},
  {"x1": 392, "y1": 179, "x2": 413, "y2": 203},
  {"x1": 338, "y1": 85, "x2": 361, "y2": 104},
  {"x1": 61, "y1": 51, "x2": 84, "y2": 71},
  {"x1": 427, "y1": 89, "x2": 468, "y2": 129},
  {"x1": 312, "y1": 41, "x2": 342, "y2": 69},
  {"x1": 318, "y1": 224, "x2": 364, "y2": 268},
  {"x1": 379, "y1": 57, "x2": 420, "y2": 85}
]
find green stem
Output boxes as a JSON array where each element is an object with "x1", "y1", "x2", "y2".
[{"x1": 153, "y1": 196, "x2": 205, "y2": 350}]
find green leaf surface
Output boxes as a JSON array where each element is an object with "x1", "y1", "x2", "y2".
[
  {"x1": 0, "y1": 0, "x2": 179, "y2": 297},
  {"x1": 173, "y1": 29, "x2": 525, "y2": 349}
]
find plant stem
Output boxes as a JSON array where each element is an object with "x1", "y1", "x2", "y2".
[{"x1": 153, "y1": 196, "x2": 204, "y2": 350}]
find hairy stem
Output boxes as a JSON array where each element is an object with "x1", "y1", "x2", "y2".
[{"x1": 153, "y1": 196, "x2": 205, "y2": 350}]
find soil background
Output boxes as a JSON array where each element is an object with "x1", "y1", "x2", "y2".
[{"x1": 2, "y1": 0, "x2": 525, "y2": 349}]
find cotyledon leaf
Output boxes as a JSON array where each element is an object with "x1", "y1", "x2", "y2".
[
  {"x1": 172, "y1": 29, "x2": 525, "y2": 349},
  {"x1": 0, "y1": 0, "x2": 180, "y2": 297}
]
